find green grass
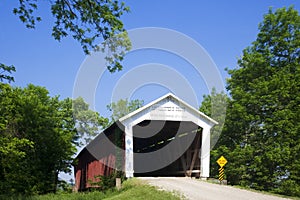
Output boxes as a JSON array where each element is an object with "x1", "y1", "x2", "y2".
[
  {"x1": 0, "y1": 179, "x2": 182, "y2": 200},
  {"x1": 201, "y1": 179, "x2": 299, "y2": 200},
  {"x1": 232, "y1": 185, "x2": 300, "y2": 200},
  {"x1": 105, "y1": 179, "x2": 182, "y2": 200}
]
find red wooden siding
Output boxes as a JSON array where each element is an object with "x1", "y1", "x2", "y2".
[{"x1": 74, "y1": 124, "x2": 125, "y2": 191}]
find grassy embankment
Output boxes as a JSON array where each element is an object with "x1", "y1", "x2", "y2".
[
  {"x1": 0, "y1": 178, "x2": 183, "y2": 200},
  {"x1": 205, "y1": 178, "x2": 299, "y2": 200}
]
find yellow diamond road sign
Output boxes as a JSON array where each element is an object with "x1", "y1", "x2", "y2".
[{"x1": 217, "y1": 156, "x2": 227, "y2": 167}]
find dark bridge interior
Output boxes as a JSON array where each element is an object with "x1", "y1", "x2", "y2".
[{"x1": 133, "y1": 120, "x2": 202, "y2": 177}]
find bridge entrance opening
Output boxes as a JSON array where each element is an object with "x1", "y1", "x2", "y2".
[{"x1": 133, "y1": 120, "x2": 202, "y2": 177}]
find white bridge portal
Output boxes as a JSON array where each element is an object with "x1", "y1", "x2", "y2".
[{"x1": 119, "y1": 93, "x2": 218, "y2": 178}]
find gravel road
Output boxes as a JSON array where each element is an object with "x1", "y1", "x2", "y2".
[{"x1": 139, "y1": 177, "x2": 290, "y2": 200}]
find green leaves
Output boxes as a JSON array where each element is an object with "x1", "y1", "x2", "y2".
[
  {"x1": 0, "y1": 84, "x2": 78, "y2": 194},
  {"x1": 106, "y1": 98, "x2": 144, "y2": 124},
  {"x1": 220, "y1": 6, "x2": 300, "y2": 196},
  {"x1": 199, "y1": 88, "x2": 228, "y2": 148},
  {"x1": 49, "y1": 0, "x2": 130, "y2": 71},
  {"x1": 100, "y1": 31, "x2": 132, "y2": 72},
  {"x1": 256, "y1": 7, "x2": 300, "y2": 65},
  {"x1": 13, "y1": 0, "x2": 41, "y2": 29},
  {"x1": 72, "y1": 97, "x2": 109, "y2": 145},
  {"x1": 0, "y1": 137, "x2": 33, "y2": 158},
  {"x1": 12, "y1": 0, "x2": 131, "y2": 72},
  {"x1": 0, "y1": 85, "x2": 113, "y2": 194},
  {"x1": 0, "y1": 64, "x2": 16, "y2": 83}
]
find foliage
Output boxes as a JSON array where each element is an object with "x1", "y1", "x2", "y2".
[
  {"x1": 9, "y1": 0, "x2": 131, "y2": 72},
  {"x1": 100, "y1": 31, "x2": 132, "y2": 72},
  {"x1": 56, "y1": 180, "x2": 73, "y2": 194},
  {"x1": 0, "y1": 84, "x2": 77, "y2": 195},
  {"x1": 0, "y1": 84, "x2": 107, "y2": 195},
  {"x1": 106, "y1": 98, "x2": 144, "y2": 125},
  {"x1": 210, "y1": 6, "x2": 300, "y2": 197},
  {"x1": 0, "y1": 64, "x2": 16, "y2": 83},
  {"x1": 199, "y1": 88, "x2": 228, "y2": 148},
  {"x1": 89, "y1": 171, "x2": 126, "y2": 191},
  {"x1": 72, "y1": 97, "x2": 109, "y2": 145}
]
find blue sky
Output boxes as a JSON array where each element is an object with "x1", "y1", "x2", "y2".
[{"x1": 1, "y1": 0, "x2": 300, "y2": 118}]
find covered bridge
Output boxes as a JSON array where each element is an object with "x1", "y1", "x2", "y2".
[{"x1": 74, "y1": 93, "x2": 217, "y2": 191}]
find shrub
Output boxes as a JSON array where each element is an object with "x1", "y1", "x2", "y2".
[{"x1": 88, "y1": 171, "x2": 126, "y2": 191}]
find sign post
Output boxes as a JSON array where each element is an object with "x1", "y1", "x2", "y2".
[{"x1": 216, "y1": 156, "x2": 227, "y2": 184}]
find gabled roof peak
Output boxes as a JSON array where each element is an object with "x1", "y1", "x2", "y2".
[{"x1": 119, "y1": 93, "x2": 218, "y2": 125}]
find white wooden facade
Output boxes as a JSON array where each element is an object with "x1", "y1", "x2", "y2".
[{"x1": 119, "y1": 93, "x2": 218, "y2": 179}]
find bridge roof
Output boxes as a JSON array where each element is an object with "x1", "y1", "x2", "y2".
[{"x1": 119, "y1": 93, "x2": 218, "y2": 126}]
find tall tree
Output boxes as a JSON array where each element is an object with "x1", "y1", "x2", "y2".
[
  {"x1": 225, "y1": 6, "x2": 300, "y2": 196},
  {"x1": 0, "y1": 84, "x2": 108, "y2": 194},
  {"x1": 0, "y1": 84, "x2": 77, "y2": 194}
]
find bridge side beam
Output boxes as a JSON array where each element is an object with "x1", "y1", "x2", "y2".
[{"x1": 200, "y1": 127, "x2": 211, "y2": 179}]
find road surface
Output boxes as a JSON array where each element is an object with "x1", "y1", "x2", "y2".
[{"x1": 139, "y1": 177, "x2": 290, "y2": 200}]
